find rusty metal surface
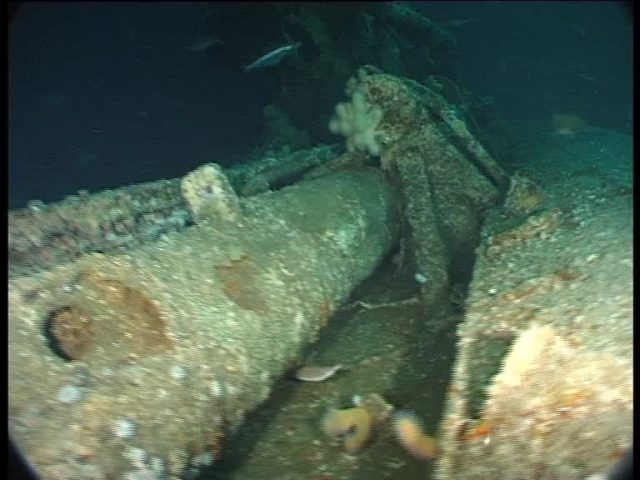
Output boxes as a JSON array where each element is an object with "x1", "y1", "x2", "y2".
[{"x1": 9, "y1": 169, "x2": 398, "y2": 479}]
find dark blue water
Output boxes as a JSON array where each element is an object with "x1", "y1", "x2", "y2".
[
  {"x1": 9, "y1": 3, "x2": 272, "y2": 208},
  {"x1": 9, "y1": 2, "x2": 632, "y2": 208}
]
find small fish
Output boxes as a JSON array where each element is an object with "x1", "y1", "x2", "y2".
[
  {"x1": 441, "y1": 18, "x2": 480, "y2": 29},
  {"x1": 578, "y1": 73, "x2": 600, "y2": 84},
  {"x1": 294, "y1": 364, "x2": 343, "y2": 382},
  {"x1": 184, "y1": 35, "x2": 222, "y2": 52},
  {"x1": 243, "y1": 42, "x2": 301, "y2": 73}
]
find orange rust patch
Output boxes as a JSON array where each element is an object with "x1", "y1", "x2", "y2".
[
  {"x1": 215, "y1": 254, "x2": 266, "y2": 313},
  {"x1": 553, "y1": 270, "x2": 579, "y2": 282},
  {"x1": 77, "y1": 271, "x2": 173, "y2": 358},
  {"x1": 110, "y1": 283, "x2": 172, "y2": 354},
  {"x1": 502, "y1": 285, "x2": 539, "y2": 302},
  {"x1": 498, "y1": 268, "x2": 580, "y2": 305},
  {"x1": 559, "y1": 389, "x2": 592, "y2": 409},
  {"x1": 461, "y1": 421, "x2": 491, "y2": 442},
  {"x1": 609, "y1": 447, "x2": 627, "y2": 462},
  {"x1": 487, "y1": 209, "x2": 575, "y2": 256}
]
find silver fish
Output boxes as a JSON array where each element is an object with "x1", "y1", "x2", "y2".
[
  {"x1": 441, "y1": 18, "x2": 480, "y2": 29},
  {"x1": 184, "y1": 35, "x2": 222, "y2": 52},
  {"x1": 294, "y1": 364, "x2": 343, "y2": 382},
  {"x1": 244, "y1": 42, "x2": 301, "y2": 73}
]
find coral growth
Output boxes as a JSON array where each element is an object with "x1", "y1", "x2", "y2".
[
  {"x1": 328, "y1": 89, "x2": 383, "y2": 156},
  {"x1": 321, "y1": 407, "x2": 373, "y2": 452},
  {"x1": 392, "y1": 411, "x2": 438, "y2": 460},
  {"x1": 321, "y1": 401, "x2": 437, "y2": 460}
]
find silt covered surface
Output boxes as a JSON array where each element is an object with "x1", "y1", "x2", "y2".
[
  {"x1": 8, "y1": 169, "x2": 398, "y2": 479},
  {"x1": 435, "y1": 125, "x2": 632, "y2": 479}
]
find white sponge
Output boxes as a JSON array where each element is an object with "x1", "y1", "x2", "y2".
[{"x1": 329, "y1": 90, "x2": 383, "y2": 156}]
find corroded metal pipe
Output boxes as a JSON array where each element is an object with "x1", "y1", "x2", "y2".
[{"x1": 9, "y1": 167, "x2": 398, "y2": 479}]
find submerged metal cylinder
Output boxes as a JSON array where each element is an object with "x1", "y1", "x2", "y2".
[{"x1": 8, "y1": 168, "x2": 398, "y2": 479}]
